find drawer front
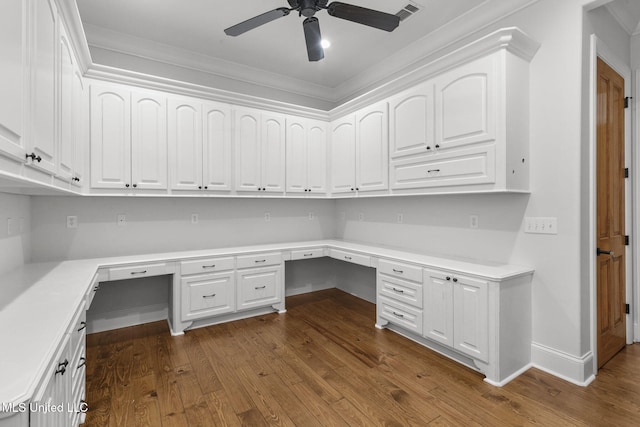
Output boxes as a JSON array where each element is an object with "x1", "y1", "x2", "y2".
[
  {"x1": 70, "y1": 308, "x2": 87, "y2": 362},
  {"x1": 181, "y1": 256, "x2": 235, "y2": 275},
  {"x1": 108, "y1": 262, "x2": 170, "y2": 281},
  {"x1": 290, "y1": 248, "x2": 325, "y2": 260},
  {"x1": 391, "y1": 145, "x2": 495, "y2": 190},
  {"x1": 377, "y1": 274, "x2": 423, "y2": 309},
  {"x1": 329, "y1": 249, "x2": 371, "y2": 267},
  {"x1": 236, "y1": 252, "x2": 282, "y2": 269},
  {"x1": 182, "y1": 272, "x2": 235, "y2": 321},
  {"x1": 237, "y1": 266, "x2": 282, "y2": 311},
  {"x1": 378, "y1": 296, "x2": 423, "y2": 335},
  {"x1": 86, "y1": 270, "x2": 107, "y2": 310},
  {"x1": 378, "y1": 259, "x2": 423, "y2": 283}
]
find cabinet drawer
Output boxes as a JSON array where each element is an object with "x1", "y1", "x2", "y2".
[
  {"x1": 378, "y1": 296, "x2": 423, "y2": 335},
  {"x1": 236, "y1": 252, "x2": 282, "y2": 269},
  {"x1": 237, "y1": 266, "x2": 282, "y2": 311},
  {"x1": 391, "y1": 145, "x2": 495, "y2": 190},
  {"x1": 70, "y1": 306, "x2": 86, "y2": 363},
  {"x1": 181, "y1": 256, "x2": 234, "y2": 275},
  {"x1": 378, "y1": 274, "x2": 423, "y2": 309},
  {"x1": 181, "y1": 272, "x2": 235, "y2": 321},
  {"x1": 108, "y1": 262, "x2": 170, "y2": 281},
  {"x1": 290, "y1": 248, "x2": 325, "y2": 260},
  {"x1": 328, "y1": 249, "x2": 371, "y2": 267},
  {"x1": 86, "y1": 270, "x2": 107, "y2": 310},
  {"x1": 378, "y1": 259, "x2": 423, "y2": 283}
]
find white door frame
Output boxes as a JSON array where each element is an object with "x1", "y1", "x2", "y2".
[{"x1": 588, "y1": 35, "x2": 636, "y2": 375}]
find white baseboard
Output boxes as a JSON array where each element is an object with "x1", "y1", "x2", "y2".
[
  {"x1": 531, "y1": 342, "x2": 595, "y2": 386},
  {"x1": 87, "y1": 303, "x2": 168, "y2": 334},
  {"x1": 285, "y1": 282, "x2": 335, "y2": 297}
]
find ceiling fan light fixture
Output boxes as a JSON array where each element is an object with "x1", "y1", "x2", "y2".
[{"x1": 321, "y1": 39, "x2": 331, "y2": 48}]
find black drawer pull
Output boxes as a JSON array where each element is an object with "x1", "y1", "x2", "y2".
[
  {"x1": 77, "y1": 357, "x2": 86, "y2": 369},
  {"x1": 344, "y1": 256, "x2": 352, "y2": 260},
  {"x1": 391, "y1": 287, "x2": 405, "y2": 294},
  {"x1": 130, "y1": 270, "x2": 147, "y2": 275},
  {"x1": 392, "y1": 312, "x2": 405, "y2": 318},
  {"x1": 392, "y1": 269, "x2": 404, "y2": 274},
  {"x1": 203, "y1": 294, "x2": 216, "y2": 299},
  {"x1": 55, "y1": 359, "x2": 69, "y2": 376},
  {"x1": 303, "y1": 253, "x2": 314, "y2": 257},
  {"x1": 255, "y1": 285, "x2": 266, "y2": 290},
  {"x1": 77, "y1": 321, "x2": 86, "y2": 332},
  {"x1": 254, "y1": 259, "x2": 267, "y2": 263},
  {"x1": 202, "y1": 265, "x2": 216, "y2": 269},
  {"x1": 427, "y1": 169, "x2": 441, "y2": 173}
]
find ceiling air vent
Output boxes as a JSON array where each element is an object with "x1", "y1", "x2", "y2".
[{"x1": 395, "y1": 2, "x2": 421, "y2": 21}]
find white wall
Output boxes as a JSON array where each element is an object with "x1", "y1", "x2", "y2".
[
  {"x1": 0, "y1": 193, "x2": 31, "y2": 275},
  {"x1": 30, "y1": 196, "x2": 336, "y2": 261}
]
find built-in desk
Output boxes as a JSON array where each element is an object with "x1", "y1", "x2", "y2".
[{"x1": 0, "y1": 240, "x2": 533, "y2": 426}]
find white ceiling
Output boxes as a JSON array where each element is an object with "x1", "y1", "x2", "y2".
[
  {"x1": 605, "y1": 0, "x2": 640, "y2": 35},
  {"x1": 76, "y1": 0, "x2": 538, "y2": 104}
]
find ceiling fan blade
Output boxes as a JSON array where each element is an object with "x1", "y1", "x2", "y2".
[
  {"x1": 327, "y1": 2, "x2": 400, "y2": 32},
  {"x1": 303, "y1": 17, "x2": 324, "y2": 62},
  {"x1": 224, "y1": 8, "x2": 291, "y2": 36}
]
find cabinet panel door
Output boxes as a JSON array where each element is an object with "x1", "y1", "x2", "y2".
[
  {"x1": 286, "y1": 118, "x2": 307, "y2": 193},
  {"x1": 30, "y1": 0, "x2": 58, "y2": 174},
  {"x1": 261, "y1": 113, "x2": 285, "y2": 192},
  {"x1": 453, "y1": 276, "x2": 488, "y2": 362},
  {"x1": 132, "y1": 91, "x2": 167, "y2": 190},
  {"x1": 0, "y1": 0, "x2": 28, "y2": 161},
  {"x1": 90, "y1": 85, "x2": 131, "y2": 189},
  {"x1": 356, "y1": 102, "x2": 388, "y2": 192},
  {"x1": 423, "y1": 270, "x2": 454, "y2": 346},
  {"x1": 389, "y1": 82, "x2": 435, "y2": 158},
  {"x1": 71, "y1": 67, "x2": 86, "y2": 187},
  {"x1": 329, "y1": 117, "x2": 356, "y2": 193},
  {"x1": 307, "y1": 120, "x2": 327, "y2": 193},
  {"x1": 58, "y1": 24, "x2": 75, "y2": 182},
  {"x1": 435, "y1": 55, "x2": 496, "y2": 150},
  {"x1": 169, "y1": 99, "x2": 202, "y2": 190},
  {"x1": 237, "y1": 265, "x2": 282, "y2": 311},
  {"x1": 234, "y1": 108, "x2": 261, "y2": 191},
  {"x1": 203, "y1": 101, "x2": 232, "y2": 191},
  {"x1": 181, "y1": 272, "x2": 235, "y2": 321}
]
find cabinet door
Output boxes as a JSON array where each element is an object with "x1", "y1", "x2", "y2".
[
  {"x1": 356, "y1": 102, "x2": 388, "y2": 192},
  {"x1": 261, "y1": 112, "x2": 285, "y2": 192},
  {"x1": 453, "y1": 276, "x2": 488, "y2": 362},
  {"x1": 329, "y1": 116, "x2": 356, "y2": 193},
  {"x1": 237, "y1": 265, "x2": 282, "y2": 311},
  {"x1": 181, "y1": 272, "x2": 235, "y2": 321},
  {"x1": 203, "y1": 101, "x2": 232, "y2": 191},
  {"x1": 0, "y1": 0, "x2": 28, "y2": 162},
  {"x1": 307, "y1": 120, "x2": 327, "y2": 193},
  {"x1": 90, "y1": 84, "x2": 131, "y2": 189},
  {"x1": 434, "y1": 55, "x2": 496, "y2": 150},
  {"x1": 389, "y1": 82, "x2": 435, "y2": 158},
  {"x1": 71, "y1": 67, "x2": 86, "y2": 187},
  {"x1": 132, "y1": 91, "x2": 167, "y2": 190},
  {"x1": 58, "y1": 23, "x2": 75, "y2": 182},
  {"x1": 29, "y1": 0, "x2": 58, "y2": 174},
  {"x1": 286, "y1": 117, "x2": 307, "y2": 193},
  {"x1": 423, "y1": 269, "x2": 454, "y2": 347},
  {"x1": 169, "y1": 98, "x2": 202, "y2": 190},
  {"x1": 234, "y1": 108, "x2": 261, "y2": 191}
]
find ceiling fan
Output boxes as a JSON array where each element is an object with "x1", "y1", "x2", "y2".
[{"x1": 224, "y1": 0, "x2": 401, "y2": 62}]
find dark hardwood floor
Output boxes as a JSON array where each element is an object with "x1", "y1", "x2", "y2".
[{"x1": 84, "y1": 288, "x2": 640, "y2": 426}]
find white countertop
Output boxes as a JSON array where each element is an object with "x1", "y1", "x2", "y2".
[{"x1": 0, "y1": 239, "x2": 533, "y2": 407}]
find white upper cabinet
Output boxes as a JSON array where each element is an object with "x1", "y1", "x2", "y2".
[
  {"x1": 71, "y1": 66, "x2": 86, "y2": 187},
  {"x1": 169, "y1": 98, "x2": 202, "y2": 191},
  {"x1": 286, "y1": 117, "x2": 327, "y2": 194},
  {"x1": 388, "y1": 82, "x2": 435, "y2": 159},
  {"x1": 58, "y1": 22, "x2": 75, "y2": 183},
  {"x1": 131, "y1": 91, "x2": 167, "y2": 190},
  {"x1": 355, "y1": 101, "x2": 388, "y2": 192},
  {"x1": 90, "y1": 84, "x2": 131, "y2": 189},
  {"x1": 202, "y1": 101, "x2": 232, "y2": 191},
  {"x1": 235, "y1": 107, "x2": 285, "y2": 193},
  {"x1": 329, "y1": 115, "x2": 356, "y2": 194},
  {"x1": 0, "y1": 0, "x2": 29, "y2": 163},
  {"x1": 29, "y1": 0, "x2": 58, "y2": 175}
]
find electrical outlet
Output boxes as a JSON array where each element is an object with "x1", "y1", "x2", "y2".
[
  {"x1": 524, "y1": 217, "x2": 558, "y2": 234},
  {"x1": 358, "y1": 212, "x2": 364, "y2": 221},
  {"x1": 117, "y1": 214, "x2": 127, "y2": 226},
  {"x1": 469, "y1": 215, "x2": 479, "y2": 229},
  {"x1": 67, "y1": 216, "x2": 78, "y2": 229},
  {"x1": 397, "y1": 213, "x2": 404, "y2": 224},
  {"x1": 308, "y1": 212, "x2": 315, "y2": 220},
  {"x1": 191, "y1": 213, "x2": 199, "y2": 224},
  {"x1": 264, "y1": 212, "x2": 271, "y2": 222}
]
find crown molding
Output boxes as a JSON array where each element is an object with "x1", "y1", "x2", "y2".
[{"x1": 56, "y1": 0, "x2": 92, "y2": 72}]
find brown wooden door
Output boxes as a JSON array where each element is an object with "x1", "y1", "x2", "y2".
[{"x1": 596, "y1": 57, "x2": 626, "y2": 368}]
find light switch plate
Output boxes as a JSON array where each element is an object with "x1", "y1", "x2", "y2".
[
  {"x1": 67, "y1": 216, "x2": 78, "y2": 229},
  {"x1": 525, "y1": 217, "x2": 558, "y2": 234}
]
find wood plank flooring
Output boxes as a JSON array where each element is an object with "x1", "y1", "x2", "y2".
[{"x1": 84, "y1": 289, "x2": 640, "y2": 426}]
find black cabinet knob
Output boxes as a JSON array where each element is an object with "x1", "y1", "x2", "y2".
[
  {"x1": 198, "y1": 186, "x2": 202, "y2": 189},
  {"x1": 125, "y1": 184, "x2": 130, "y2": 188},
  {"x1": 204, "y1": 186, "x2": 208, "y2": 190},
  {"x1": 132, "y1": 184, "x2": 137, "y2": 188},
  {"x1": 435, "y1": 144, "x2": 440, "y2": 148},
  {"x1": 452, "y1": 278, "x2": 458, "y2": 282},
  {"x1": 446, "y1": 276, "x2": 451, "y2": 281},
  {"x1": 426, "y1": 146, "x2": 431, "y2": 150}
]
